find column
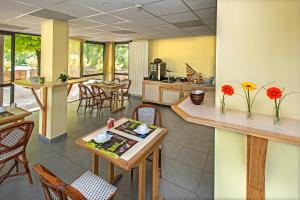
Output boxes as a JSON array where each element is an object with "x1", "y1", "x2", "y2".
[
  {"x1": 104, "y1": 42, "x2": 114, "y2": 81},
  {"x1": 39, "y1": 20, "x2": 69, "y2": 141}
]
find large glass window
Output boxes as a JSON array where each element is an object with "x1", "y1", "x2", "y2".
[
  {"x1": 114, "y1": 43, "x2": 129, "y2": 80},
  {"x1": 0, "y1": 33, "x2": 14, "y2": 106},
  {"x1": 14, "y1": 33, "x2": 41, "y2": 111},
  {"x1": 68, "y1": 39, "x2": 81, "y2": 78},
  {"x1": 83, "y1": 42, "x2": 104, "y2": 76},
  {"x1": 15, "y1": 34, "x2": 40, "y2": 79}
]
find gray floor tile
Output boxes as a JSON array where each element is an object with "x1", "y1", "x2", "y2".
[
  {"x1": 196, "y1": 172, "x2": 214, "y2": 199},
  {"x1": 165, "y1": 161, "x2": 203, "y2": 192},
  {"x1": 183, "y1": 135, "x2": 212, "y2": 153},
  {"x1": 162, "y1": 141, "x2": 182, "y2": 159},
  {"x1": 177, "y1": 147, "x2": 207, "y2": 169}
]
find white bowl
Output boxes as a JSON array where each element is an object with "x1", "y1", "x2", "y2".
[{"x1": 94, "y1": 132, "x2": 112, "y2": 143}]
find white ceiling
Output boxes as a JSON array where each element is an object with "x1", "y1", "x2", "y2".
[{"x1": 0, "y1": 0, "x2": 217, "y2": 42}]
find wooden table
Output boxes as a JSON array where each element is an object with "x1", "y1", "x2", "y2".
[
  {"x1": 0, "y1": 106, "x2": 31, "y2": 126},
  {"x1": 75, "y1": 117, "x2": 167, "y2": 200},
  {"x1": 14, "y1": 77, "x2": 101, "y2": 136},
  {"x1": 88, "y1": 82, "x2": 127, "y2": 113},
  {"x1": 172, "y1": 95, "x2": 300, "y2": 200}
]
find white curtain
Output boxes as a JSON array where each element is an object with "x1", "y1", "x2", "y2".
[{"x1": 129, "y1": 40, "x2": 148, "y2": 96}]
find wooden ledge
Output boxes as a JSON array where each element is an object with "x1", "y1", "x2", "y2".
[{"x1": 172, "y1": 96, "x2": 300, "y2": 146}]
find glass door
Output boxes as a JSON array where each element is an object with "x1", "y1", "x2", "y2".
[{"x1": 0, "y1": 31, "x2": 14, "y2": 107}]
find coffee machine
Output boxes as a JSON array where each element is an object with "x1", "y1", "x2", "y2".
[{"x1": 149, "y1": 58, "x2": 166, "y2": 81}]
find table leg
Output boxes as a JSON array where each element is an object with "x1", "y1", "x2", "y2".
[
  {"x1": 67, "y1": 83, "x2": 73, "y2": 96},
  {"x1": 138, "y1": 159, "x2": 146, "y2": 200},
  {"x1": 247, "y1": 135, "x2": 268, "y2": 200},
  {"x1": 92, "y1": 153, "x2": 99, "y2": 175},
  {"x1": 108, "y1": 162, "x2": 122, "y2": 184},
  {"x1": 152, "y1": 146, "x2": 159, "y2": 200},
  {"x1": 41, "y1": 87, "x2": 48, "y2": 136}
]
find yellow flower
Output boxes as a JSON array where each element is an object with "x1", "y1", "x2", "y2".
[{"x1": 241, "y1": 82, "x2": 256, "y2": 91}]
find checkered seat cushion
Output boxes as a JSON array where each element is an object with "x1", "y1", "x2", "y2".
[
  {"x1": 71, "y1": 171, "x2": 117, "y2": 200},
  {"x1": 137, "y1": 108, "x2": 156, "y2": 125},
  {"x1": 0, "y1": 128, "x2": 25, "y2": 161}
]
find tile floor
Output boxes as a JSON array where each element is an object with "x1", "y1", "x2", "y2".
[{"x1": 0, "y1": 97, "x2": 214, "y2": 200}]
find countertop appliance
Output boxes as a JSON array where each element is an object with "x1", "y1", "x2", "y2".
[{"x1": 149, "y1": 58, "x2": 166, "y2": 81}]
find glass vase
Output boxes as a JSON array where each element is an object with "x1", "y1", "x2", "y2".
[
  {"x1": 246, "y1": 104, "x2": 253, "y2": 119},
  {"x1": 220, "y1": 100, "x2": 225, "y2": 115},
  {"x1": 273, "y1": 107, "x2": 281, "y2": 125}
]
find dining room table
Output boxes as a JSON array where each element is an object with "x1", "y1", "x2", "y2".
[
  {"x1": 0, "y1": 106, "x2": 32, "y2": 127},
  {"x1": 75, "y1": 117, "x2": 167, "y2": 200},
  {"x1": 87, "y1": 81, "x2": 127, "y2": 113}
]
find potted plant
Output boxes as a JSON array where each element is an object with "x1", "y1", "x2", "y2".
[{"x1": 57, "y1": 72, "x2": 69, "y2": 82}]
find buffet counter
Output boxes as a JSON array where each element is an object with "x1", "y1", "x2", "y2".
[{"x1": 142, "y1": 80, "x2": 214, "y2": 105}]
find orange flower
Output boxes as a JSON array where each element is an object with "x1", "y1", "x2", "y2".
[
  {"x1": 221, "y1": 85, "x2": 234, "y2": 96},
  {"x1": 267, "y1": 87, "x2": 282, "y2": 100}
]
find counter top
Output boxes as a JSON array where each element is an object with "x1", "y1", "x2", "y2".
[
  {"x1": 143, "y1": 80, "x2": 215, "y2": 91},
  {"x1": 172, "y1": 96, "x2": 300, "y2": 146}
]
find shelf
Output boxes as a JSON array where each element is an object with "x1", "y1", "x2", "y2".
[{"x1": 172, "y1": 96, "x2": 300, "y2": 146}]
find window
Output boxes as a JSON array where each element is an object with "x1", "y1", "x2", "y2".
[
  {"x1": 114, "y1": 43, "x2": 129, "y2": 80},
  {"x1": 83, "y1": 42, "x2": 104, "y2": 76},
  {"x1": 68, "y1": 39, "x2": 81, "y2": 78}
]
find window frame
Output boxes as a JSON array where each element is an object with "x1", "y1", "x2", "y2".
[
  {"x1": 114, "y1": 42, "x2": 129, "y2": 78},
  {"x1": 82, "y1": 40, "x2": 106, "y2": 77}
]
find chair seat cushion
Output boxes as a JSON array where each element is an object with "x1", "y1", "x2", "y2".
[{"x1": 71, "y1": 171, "x2": 117, "y2": 200}]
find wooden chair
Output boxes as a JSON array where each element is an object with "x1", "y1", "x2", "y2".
[
  {"x1": 33, "y1": 164, "x2": 117, "y2": 200},
  {"x1": 77, "y1": 84, "x2": 99, "y2": 113},
  {"x1": 130, "y1": 104, "x2": 162, "y2": 181},
  {"x1": 0, "y1": 121, "x2": 34, "y2": 184},
  {"x1": 120, "y1": 79, "x2": 131, "y2": 104},
  {"x1": 91, "y1": 85, "x2": 113, "y2": 113}
]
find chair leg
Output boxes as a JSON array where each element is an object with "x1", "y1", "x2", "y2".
[
  {"x1": 21, "y1": 153, "x2": 33, "y2": 184},
  {"x1": 84, "y1": 99, "x2": 89, "y2": 113},
  {"x1": 77, "y1": 99, "x2": 82, "y2": 112},
  {"x1": 128, "y1": 96, "x2": 131, "y2": 104},
  {"x1": 15, "y1": 159, "x2": 19, "y2": 173}
]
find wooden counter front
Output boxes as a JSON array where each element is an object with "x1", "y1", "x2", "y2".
[{"x1": 142, "y1": 80, "x2": 215, "y2": 106}]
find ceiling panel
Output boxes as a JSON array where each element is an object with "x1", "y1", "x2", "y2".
[
  {"x1": 85, "y1": 14, "x2": 126, "y2": 24},
  {"x1": 182, "y1": 25, "x2": 210, "y2": 32},
  {"x1": 15, "y1": 0, "x2": 66, "y2": 7},
  {"x1": 131, "y1": 17, "x2": 168, "y2": 25},
  {"x1": 73, "y1": 0, "x2": 134, "y2": 12},
  {"x1": 183, "y1": 0, "x2": 217, "y2": 10},
  {"x1": 161, "y1": 11, "x2": 198, "y2": 23},
  {"x1": 0, "y1": 1, "x2": 38, "y2": 21},
  {"x1": 48, "y1": 2, "x2": 102, "y2": 18},
  {"x1": 14, "y1": 15, "x2": 47, "y2": 23},
  {"x1": 194, "y1": 7, "x2": 216, "y2": 19},
  {"x1": 143, "y1": 0, "x2": 189, "y2": 16},
  {"x1": 112, "y1": 7, "x2": 154, "y2": 20},
  {"x1": 202, "y1": 17, "x2": 216, "y2": 25},
  {"x1": 69, "y1": 18, "x2": 104, "y2": 27}
]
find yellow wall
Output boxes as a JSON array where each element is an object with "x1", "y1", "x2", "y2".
[
  {"x1": 149, "y1": 36, "x2": 216, "y2": 77},
  {"x1": 215, "y1": 0, "x2": 300, "y2": 199}
]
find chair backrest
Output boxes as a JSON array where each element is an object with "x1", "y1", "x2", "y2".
[
  {"x1": 91, "y1": 85, "x2": 108, "y2": 100},
  {"x1": 111, "y1": 78, "x2": 120, "y2": 84},
  {"x1": 33, "y1": 164, "x2": 86, "y2": 200},
  {"x1": 78, "y1": 84, "x2": 93, "y2": 99},
  {"x1": 0, "y1": 121, "x2": 34, "y2": 163},
  {"x1": 121, "y1": 79, "x2": 131, "y2": 93},
  {"x1": 132, "y1": 104, "x2": 162, "y2": 127}
]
